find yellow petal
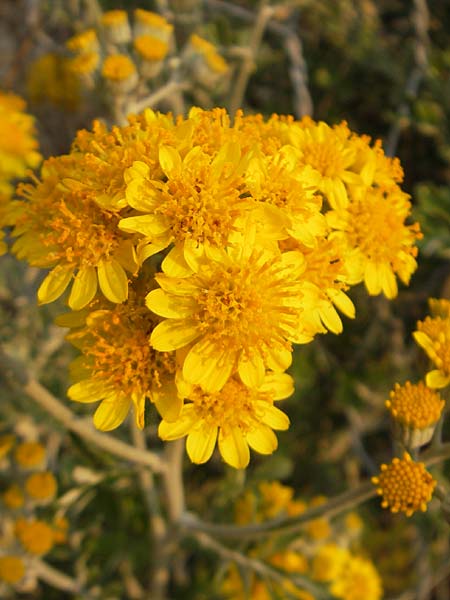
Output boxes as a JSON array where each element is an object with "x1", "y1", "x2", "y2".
[
  {"x1": 426, "y1": 369, "x2": 450, "y2": 389},
  {"x1": 319, "y1": 303, "x2": 343, "y2": 334},
  {"x1": 68, "y1": 379, "x2": 111, "y2": 403},
  {"x1": 379, "y1": 263, "x2": 398, "y2": 299},
  {"x1": 186, "y1": 426, "x2": 218, "y2": 464},
  {"x1": 413, "y1": 331, "x2": 435, "y2": 357},
  {"x1": 114, "y1": 240, "x2": 138, "y2": 274},
  {"x1": 159, "y1": 145, "x2": 181, "y2": 176},
  {"x1": 238, "y1": 352, "x2": 265, "y2": 389},
  {"x1": 161, "y1": 245, "x2": 193, "y2": 277},
  {"x1": 328, "y1": 289, "x2": 355, "y2": 319},
  {"x1": 183, "y1": 339, "x2": 235, "y2": 392},
  {"x1": 97, "y1": 259, "x2": 128, "y2": 303},
  {"x1": 68, "y1": 266, "x2": 97, "y2": 310},
  {"x1": 260, "y1": 404, "x2": 290, "y2": 430},
  {"x1": 93, "y1": 395, "x2": 131, "y2": 431},
  {"x1": 265, "y1": 344, "x2": 292, "y2": 372},
  {"x1": 218, "y1": 428, "x2": 250, "y2": 469},
  {"x1": 158, "y1": 405, "x2": 197, "y2": 440},
  {"x1": 152, "y1": 381, "x2": 183, "y2": 422},
  {"x1": 258, "y1": 372, "x2": 294, "y2": 400},
  {"x1": 150, "y1": 319, "x2": 200, "y2": 351},
  {"x1": 146, "y1": 288, "x2": 197, "y2": 318},
  {"x1": 364, "y1": 262, "x2": 381, "y2": 296},
  {"x1": 119, "y1": 214, "x2": 170, "y2": 237},
  {"x1": 37, "y1": 266, "x2": 73, "y2": 305},
  {"x1": 246, "y1": 425, "x2": 278, "y2": 454},
  {"x1": 132, "y1": 393, "x2": 146, "y2": 430}
]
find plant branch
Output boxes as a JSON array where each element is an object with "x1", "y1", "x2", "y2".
[
  {"x1": 128, "y1": 80, "x2": 191, "y2": 116},
  {"x1": 0, "y1": 347, "x2": 166, "y2": 474}
]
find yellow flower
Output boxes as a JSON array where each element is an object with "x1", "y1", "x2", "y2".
[
  {"x1": 312, "y1": 544, "x2": 350, "y2": 582},
  {"x1": 270, "y1": 550, "x2": 308, "y2": 574},
  {"x1": 386, "y1": 381, "x2": 444, "y2": 447},
  {"x1": 258, "y1": 481, "x2": 294, "y2": 518},
  {"x1": 289, "y1": 120, "x2": 363, "y2": 210},
  {"x1": 101, "y1": 10, "x2": 131, "y2": 45},
  {"x1": 330, "y1": 555, "x2": 383, "y2": 600},
  {"x1": 147, "y1": 244, "x2": 309, "y2": 392},
  {"x1": 15, "y1": 518, "x2": 54, "y2": 556},
  {"x1": 3, "y1": 484, "x2": 24, "y2": 509},
  {"x1": 327, "y1": 185, "x2": 421, "y2": 299},
  {"x1": 428, "y1": 298, "x2": 450, "y2": 319},
  {"x1": 134, "y1": 9, "x2": 173, "y2": 41},
  {"x1": 69, "y1": 51, "x2": 100, "y2": 77},
  {"x1": 0, "y1": 91, "x2": 41, "y2": 195},
  {"x1": 134, "y1": 35, "x2": 169, "y2": 62},
  {"x1": 27, "y1": 53, "x2": 81, "y2": 111},
  {"x1": 14, "y1": 441, "x2": 45, "y2": 469},
  {"x1": 372, "y1": 452, "x2": 436, "y2": 516},
  {"x1": 66, "y1": 29, "x2": 99, "y2": 54},
  {"x1": 159, "y1": 372, "x2": 292, "y2": 468},
  {"x1": 102, "y1": 54, "x2": 136, "y2": 82},
  {"x1": 67, "y1": 281, "x2": 179, "y2": 431},
  {"x1": 119, "y1": 142, "x2": 256, "y2": 264},
  {"x1": 0, "y1": 556, "x2": 25, "y2": 585},
  {"x1": 414, "y1": 314, "x2": 450, "y2": 389},
  {"x1": 25, "y1": 471, "x2": 57, "y2": 502}
]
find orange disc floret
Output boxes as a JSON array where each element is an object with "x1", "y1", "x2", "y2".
[
  {"x1": 0, "y1": 555, "x2": 25, "y2": 585},
  {"x1": 25, "y1": 471, "x2": 57, "y2": 501},
  {"x1": 14, "y1": 441, "x2": 45, "y2": 469},
  {"x1": 102, "y1": 54, "x2": 136, "y2": 81},
  {"x1": 15, "y1": 518, "x2": 54, "y2": 555},
  {"x1": 386, "y1": 381, "x2": 444, "y2": 429},
  {"x1": 2, "y1": 484, "x2": 24, "y2": 509},
  {"x1": 371, "y1": 452, "x2": 436, "y2": 517}
]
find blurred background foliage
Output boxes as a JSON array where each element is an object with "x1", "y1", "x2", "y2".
[{"x1": 1, "y1": 0, "x2": 450, "y2": 598}]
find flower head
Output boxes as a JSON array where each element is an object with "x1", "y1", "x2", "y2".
[
  {"x1": 15, "y1": 518, "x2": 54, "y2": 555},
  {"x1": 24, "y1": 472, "x2": 57, "y2": 502},
  {"x1": 330, "y1": 555, "x2": 383, "y2": 600},
  {"x1": 414, "y1": 312, "x2": 450, "y2": 389},
  {"x1": 3, "y1": 485, "x2": 24, "y2": 509},
  {"x1": 67, "y1": 279, "x2": 179, "y2": 431},
  {"x1": 0, "y1": 556, "x2": 25, "y2": 585},
  {"x1": 14, "y1": 442, "x2": 45, "y2": 469},
  {"x1": 147, "y1": 244, "x2": 311, "y2": 392},
  {"x1": 101, "y1": 10, "x2": 131, "y2": 45},
  {"x1": 327, "y1": 185, "x2": 421, "y2": 298},
  {"x1": 372, "y1": 452, "x2": 436, "y2": 516},
  {"x1": 159, "y1": 372, "x2": 292, "y2": 468}
]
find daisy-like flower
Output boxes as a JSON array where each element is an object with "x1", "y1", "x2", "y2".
[
  {"x1": 147, "y1": 242, "x2": 314, "y2": 392},
  {"x1": 119, "y1": 141, "x2": 255, "y2": 265},
  {"x1": 372, "y1": 452, "x2": 436, "y2": 516},
  {"x1": 327, "y1": 185, "x2": 421, "y2": 299},
  {"x1": 0, "y1": 556, "x2": 25, "y2": 586},
  {"x1": 14, "y1": 518, "x2": 54, "y2": 556},
  {"x1": 101, "y1": 10, "x2": 132, "y2": 45},
  {"x1": 288, "y1": 120, "x2": 363, "y2": 210},
  {"x1": 102, "y1": 54, "x2": 138, "y2": 94},
  {"x1": 159, "y1": 372, "x2": 292, "y2": 468},
  {"x1": 0, "y1": 91, "x2": 41, "y2": 195},
  {"x1": 330, "y1": 555, "x2": 383, "y2": 600},
  {"x1": 66, "y1": 280, "x2": 179, "y2": 431},
  {"x1": 386, "y1": 381, "x2": 445, "y2": 448},
  {"x1": 414, "y1": 313, "x2": 450, "y2": 389}
]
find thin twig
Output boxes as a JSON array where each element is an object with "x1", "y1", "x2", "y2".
[
  {"x1": 127, "y1": 80, "x2": 191, "y2": 115},
  {"x1": 187, "y1": 529, "x2": 329, "y2": 599},
  {"x1": 35, "y1": 560, "x2": 97, "y2": 598},
  {"x1": 282, "y1": 25, "x2": 313, "y2": 117},
  {"x1": 385, "y1": 0, "x2": 429, "y2": 156},
  {"x1": 228, "y1": 0, "x2": 274, "y2": 115},
  {"x1": 0, "y1": 347, "x2": 166, "y2": 474}
]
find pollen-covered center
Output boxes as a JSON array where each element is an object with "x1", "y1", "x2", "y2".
[
  {"x1": 372, "y1": 453, "x2": 436, "y2": 517},
  {"x1": 300, "y1": 139, "x2": 346, "y2": 178},
  {"x1": 79, "y1": 297, "x2": 176, "y2": 397},
  {"x1": 386, "y1": 381, "x2": 444, "y2": 429},
  {"x1": 189, "y1": 378, "x2": 268, "y2": 433},
  {"x1": 193, "y1": 256, "x2": 298, "y2": 352},
  {"x1": 17, "y1": 174, "x2": 122, "y2": 269},
  {"x1": 154, "y1": 163, "x2": 247, "y2": 246},
  {"x1": 344, "y1": 189, "x2": 419, "y2": 263}
]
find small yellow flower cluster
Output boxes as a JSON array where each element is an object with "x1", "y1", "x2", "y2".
[
  {"x1": 0, "y1": 91, "x2": 41, "y2": 255},
  {"x1": 66, "y1": 8, "x2": 228, "y2": 95},
  {"x1": 0, "y1": 433, "x2": 68, "y2": 590},
  {"x1": 26, "y1": 53, "x2": 81, "y2": 111},
  {"x1": 223, "y1": 481, "x2": 382, "y2": 600},
  {"x1": 66, "y1": 9, "x2": 173, "y2": 90},
  {"x1": 9, "y1": 108, "x2": 420, "y2": 468},
  {"x1": 372, "y1": 452, "x2": 436, "y2": 517},
  {"x1": 414, "y1": 298, "x2": 450, "y2": 389}
]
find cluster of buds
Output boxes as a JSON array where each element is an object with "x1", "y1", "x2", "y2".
[
  {"x1": 0, "y1": 432, "x2": 68, "y2": 593},
  {"x1": 224, "y1": 481, "x2": 383, "y2": 600},
  {"x1": 66, "y1": 7, "x2": 229, "y2": 107},
  {"x1": 372, "y1": 298, "x2": 450, "y2": 517}
]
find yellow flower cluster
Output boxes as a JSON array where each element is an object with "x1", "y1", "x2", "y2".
[
  {"x1": 223, "y1": 481, "x2": 382, "y2": 600},
  {"x1": 66, "y1": 8, "x2": 172, "y2": 89},
  {"x1": 414, "y1": 298, "x2": 450, "y2": 389},
  {"x1": 0, "y1": 432, "x2": 68, "y2": 590},
  {"x1": 9, "y1": 108, "x2": 420, "y2": 468},
  {"x1": 0, "y1": 91, "x2": 41, "y2": 255},
  {"x1": 26, "y1": 53, "x2": 81, "y2": 111},
  {"x1": 372, "y1": 452, "x2": 436, "y2": 517}
]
